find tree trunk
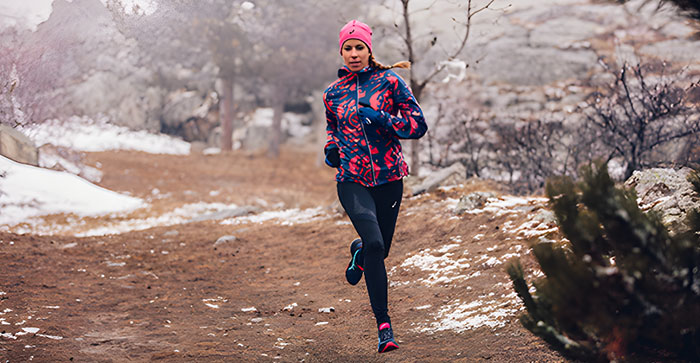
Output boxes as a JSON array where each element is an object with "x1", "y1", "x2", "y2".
[
  {"x1": 220, "y1": 77, "x2": 234, "y2": 151},
  {"x1": 269, "y1": 101, "x2": 284, "y2": 158}
]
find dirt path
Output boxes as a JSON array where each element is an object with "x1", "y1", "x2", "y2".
[{"x1": 0, "y1": 149, "x2": 565, "y2": 362}]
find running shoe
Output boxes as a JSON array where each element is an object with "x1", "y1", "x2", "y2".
[
  {"x1": 377, "y1": 322, "x2": 399, "y2": 353},
  {"x1": 345, "y1": 238, "x2": 364, "y2": 285}
]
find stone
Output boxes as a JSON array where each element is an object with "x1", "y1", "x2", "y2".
[
  {"x1": 455, "y1": 192, "x2": 496, "y2": 214},
  {"x1": 162, "y1": 90, "x2": 203, "y2": 129},
  {"x1": 625, "y1": 168, "x2": 700, "y2": 235},
  {"x1": 214, "y1": 235, "x2": 237, "y2": 247},
  {"x1": 411, "y1": 163, "x2": 467, "y2": 196},
  {"x1": 0, "y1": 124, "x2": 38, "y2": 166}
]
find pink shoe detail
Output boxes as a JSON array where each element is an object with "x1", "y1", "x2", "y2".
[
  {"x1": 379, "y1": 323, "x2": 390, "y2": 330},
  {"x1": 380, "y1": 341, "x2": 399, "y2": 352}
]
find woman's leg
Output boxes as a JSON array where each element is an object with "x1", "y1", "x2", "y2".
[
  {"x1": 369, "y1": 179, "x2": 403, "y2": 259},
  {"x1": 337, "y1": 181, "x2": 390, "y2": 325}
]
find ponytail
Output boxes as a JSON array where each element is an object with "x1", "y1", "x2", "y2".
[{"x1": 369, "y1": 53, "x2": 411, "y2": 70}]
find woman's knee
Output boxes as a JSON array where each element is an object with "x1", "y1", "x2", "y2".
[{"x1": 363, "y1": 238, "x2": 385, "y2": 256}]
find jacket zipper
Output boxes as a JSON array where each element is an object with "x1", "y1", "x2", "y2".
[{"x1": 357, "y1": 74, "x2": 377, "y2": 186}]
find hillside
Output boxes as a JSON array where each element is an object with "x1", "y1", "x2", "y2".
[{"x1": 0, "y1": 149, "x2": 566, "y2": 362}]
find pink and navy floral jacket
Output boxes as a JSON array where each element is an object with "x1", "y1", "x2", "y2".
[{"x1": 323, "y1": 65, "x2": 428, "y2": 187}]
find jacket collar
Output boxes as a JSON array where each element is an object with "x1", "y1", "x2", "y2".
[{"x1": 338, "y1": 65, "x2": 373, "y2": 78}]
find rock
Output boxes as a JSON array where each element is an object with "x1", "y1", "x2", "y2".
[
  {"x1": 625, "y1": 168, "x2": 700, "y2": 235},
  {"x1": 162, "y1": 90, "x2": 203, "y2": 130},
  {"x1": 411, "y1": 163, "x2": 467, "y2": 196},
  {"x1": 214, "y1": 235, "x2": 237, "y2": 247},
  {"x1": 455, "y1": 192, "x2": 496, "y2": 214},
  {"x1": 532, "y1": 209, "x2": 557, "y2": 226},
  {"x1": 0, "y1": 124, "x2": 38, "y2": 166}
]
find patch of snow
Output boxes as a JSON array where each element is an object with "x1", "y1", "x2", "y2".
[
  {"x1": 437, "y1": 243, "x2": 460, "y2": 253},
  {"x1": 465, "y1": 196, "x2": 547, "y2": 216},
  {"x1": 70, "y1": 202, "x2": 241, "y2": 237},
  {"x1": 416, "y1": 292, "x2": 522, "y2": 333},
  {"x1": 36, "y1": 334, "x2": 62, "y2": 340},
  {"x1": 399, "y1": 248, "x2": 471, "y2": 286},
  {"x1": 512, "y1": 220, "x2": 558, "y2": 238},
  {"x1": 203, "y1": 147, "x2": 221, "y2": 155},
  {"x1": 221, "y1": 207, "x2": 330, "y2": 226},
  {"x1": 0, "y1": 155, "x2": 144, "y2": 229},
  {"x1": 20, "y1": 116, "x2": 190, "y2": 155}
]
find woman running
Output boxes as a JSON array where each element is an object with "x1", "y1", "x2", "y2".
[{"x1": 322, "y1": 19, "x2": 428, "y2": 353}]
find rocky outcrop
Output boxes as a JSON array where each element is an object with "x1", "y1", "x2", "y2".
[
  {"x1": 410, "y1": 163, "x2": 467, "y2": 196},
  {"x1": 625, "y1": 167, "x2": 700, "y2": 235},
  {"x1": 0, "y1": 124, "x2": 38, "y2": 166}
]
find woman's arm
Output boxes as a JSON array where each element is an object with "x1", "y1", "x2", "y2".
[
  {"x1": 323, "y1": 92, "x2": 340, "y2": 167},
  {"x1": 389, "y1": 73, "x2": 428, "y2": 139},
  {"x1": 360, "y1": 71, "x2": 428, "y2": 139}
]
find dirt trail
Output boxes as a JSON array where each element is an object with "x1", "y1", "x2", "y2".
[{"x1": 0, "y1": 149, "x2": 564, "y2": 362}]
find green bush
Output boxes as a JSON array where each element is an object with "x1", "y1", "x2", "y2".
[{"x1": 507, "y1": 162, "x2": 700, "y2": 361}]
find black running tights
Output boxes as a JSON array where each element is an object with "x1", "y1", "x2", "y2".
[{"x1": 337, "y1": 179, "x2": 403, "y2": 326}]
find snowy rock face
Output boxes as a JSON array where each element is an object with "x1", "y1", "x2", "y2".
[{"x1": 625, "y1": 168, "x2": 700, "y2": 235}]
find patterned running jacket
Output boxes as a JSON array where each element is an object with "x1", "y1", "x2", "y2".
[{"x1": 323, "y1": 65, "x2": 428, "y2": 187}]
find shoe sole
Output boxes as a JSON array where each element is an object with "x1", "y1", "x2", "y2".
[{"x1": 378, "y1": 341, "x2": 399, "y2": 353}]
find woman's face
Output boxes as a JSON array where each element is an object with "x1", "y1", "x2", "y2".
[{"x1": 342, "y1": 39, "x2": 370, "y2": 72}]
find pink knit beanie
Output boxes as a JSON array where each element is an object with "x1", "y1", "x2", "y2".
[{"x1": 338, "y1": 20, "x2": 372, "y2": 54}]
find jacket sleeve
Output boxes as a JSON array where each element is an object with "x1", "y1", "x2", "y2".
[
  {"x1": 384, "y1": 72, "x2": 428, "y2": 139},
  {"x1": 322, "y1": 91, "x2": 340, "y2": 166}
]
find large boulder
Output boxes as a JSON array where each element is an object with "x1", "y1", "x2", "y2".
[
  {"x1": 625, "y1": 167, "x2": 700, "y2": 235},
  {"x1": 0, "y1": 125, "x2": 38, "y2": 166}
]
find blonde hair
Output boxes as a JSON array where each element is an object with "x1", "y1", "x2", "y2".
[{"x1": 369, "y1": 53, "x2": 410, "y2": 70}]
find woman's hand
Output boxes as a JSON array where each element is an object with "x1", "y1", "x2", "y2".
[
  {"x1": 358, "y1": 106, "x2": 389, "y2": 128},
  {"x1": 325, "y1": 146, "x2": 340, "y2": 168}
]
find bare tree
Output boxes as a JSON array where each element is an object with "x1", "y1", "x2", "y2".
[
  {"x1": 107, "y1": 1, "x2": 354, "y2": 154},
  {"x1": 386, "y1": 0, "x2": 500, "y2": 175},
  {"x1": 0, "y1": 28, "x2": 21, "y2": 126},
  {"x1": 106, "y1": 0, "x2": 257, "y2": 150},
  {"x1": 1, "y1": 0, "x2": 111, "y2": 126},
  {"x1": 583, "y1": 62, "x2": 700, "y2": 180}
]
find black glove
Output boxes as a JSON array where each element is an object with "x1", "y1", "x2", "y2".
[
  {"x1": 325, "y1": 147, "x2": 340, "y2": 168},
  {"x1": 358, "y1": 106, "x2": 390, "y2": 127}
]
